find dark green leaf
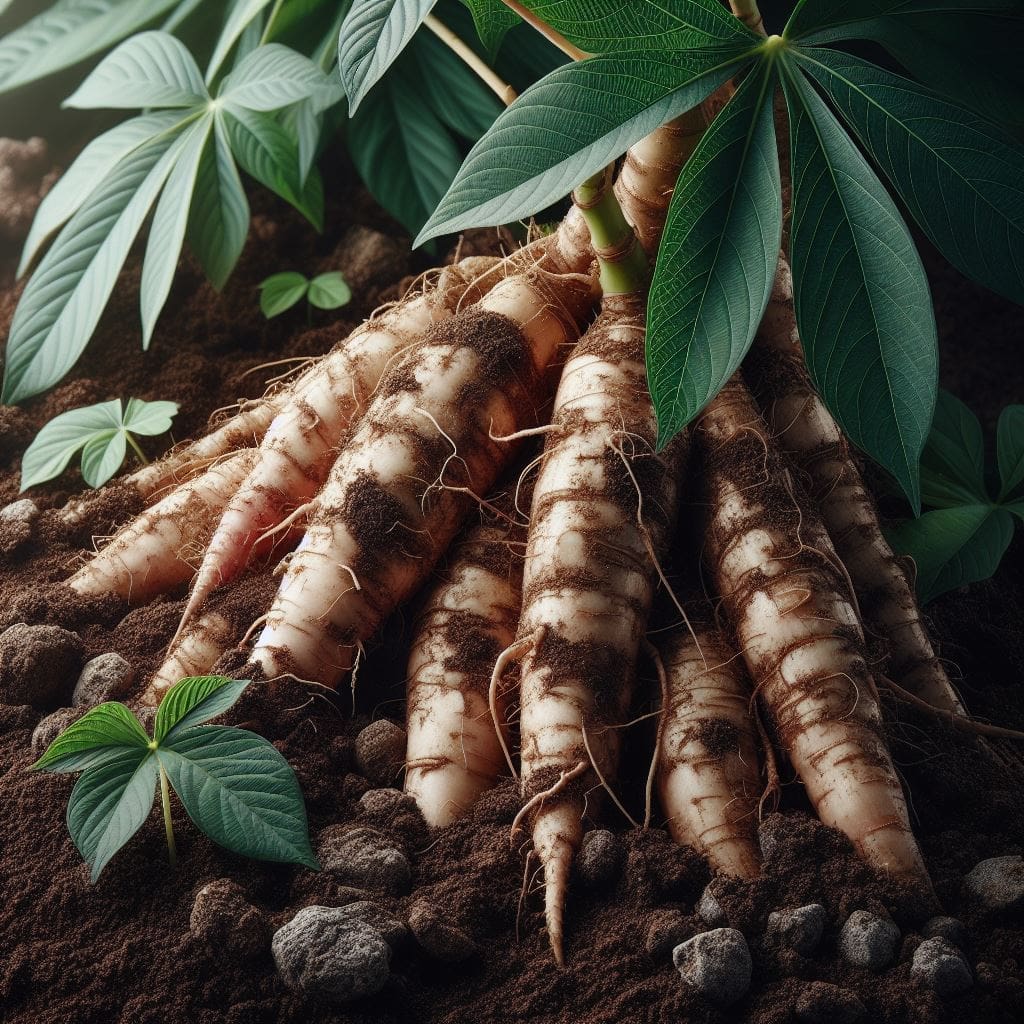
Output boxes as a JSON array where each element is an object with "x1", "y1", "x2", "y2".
[
  {"x1": 919, "y1": 390, "x2": 989, "y2": 508},
  {"x1": 155, "y1": 675, "x2": 251, "y2": 743},
  {"x1": 885, "y1": 504, "x2": 1015, "y2": 604},
  {"x1": 796, "y1": 48, "x2": 1024, "y2": 306},
  {"x1": 259, "y1": 271, "x2": 310, "y2": 317},
  {"x1": 460, "y1": 0, "x2": 518, "y2": 58},
  {"x1": 781, "y1": 59, "x2": 936, "y2": 512},
  {"x1": 68, "y1": 749, "x2": 158, "y2": 881},
  {"x1": 997, "y1": 405, "x2": 1024, "y2": 501},
  {"x1": 158, "y1": 726, "x2": 318, "y2": 868},
  {"x1": 648, "y1": 63, "x2": 781, "y2": 447},
  {"x1": 338, "y1": 0, "x2": 437, "y2": 113},
  {"x1": 32, "y1": 702, "x2": 150, "y2": 773},
  {"x1": 307, "y1": 272, "x2": 352, "y2": 309},
  {"x1": 417, "y1": 45, "x2": 752, "y2": 244}
]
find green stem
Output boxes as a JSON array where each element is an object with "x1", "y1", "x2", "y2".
[
  {"x1": 498, "y1": 0, "x2": 589, "y2": 61},
  {"x1": 126, "y1": 432, "x2": 149, "y2": 467},
  {"x1": 259, "y1": 0, "x2": 285, "y2": 45},
  {"x1": 159, "y1": 764, "x2": 177, "y2": 870},
  {"x1": 573, "y1": 166, "x2": 649, "y2": 296}
]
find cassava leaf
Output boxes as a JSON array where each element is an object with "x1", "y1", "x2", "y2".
[
  {"x1": 997, "y1": 405, "x2": 1024, "y2": 501},
  {"x1": 796, "y1": 48, "x2": 1024, "y2": 306},
  {"x1": 460, "y1": 0, "x2": 518, "y2": 58},
  {"x1": 280, "y1": 99, "x2": 323, "y2": 183},
  {"x1": 307, "y1": 271, "x2": 352, "y2": 309},
  {"x1": 0, "y1": 0, "x2": 179, "y2": 96},
  {"x1": 259, "y1": 271, "x2": 310, "y2": 317},
  {"x1": 80, "y1": 431, "x2": 127, "y2": 488},
  {"x1": 416, "y1": 45, "x2": 753, "y2": 244},
  {"x1": 648, "y1": 63, "x2": 781, "y2": 447},
  {"x1": 919, "y1": 390, "x2": 989, "y2": 508},
  {"x1": 155, "y1": 675, "x2": 251, "y2": 743},
  {"x1": 338, "y1": 0, "x2": 437, "y2": 113},
  {"x1": 206, "y1": 0, "x2": 276, "y2": 82},
  {"x1": 157, "y1": 726, "x2": 319, "y2": 868},
  {"x1": 121, "y1": 398, "x2": 179, "y2": 436},
  {"x1": 885, "y1": 504, "x2": 1015, "y2": 604},
  {"x1": 781, "y1": 59, "x2": 936, "y2": 513},
  {"x1": 64, "y1": 30, "x2": 208, "y2": 109},
  {"x1": 32, "y1": 702, "x2": 150, "y2": 773},
  {"x1": 218, "y1": 43, "x2": 343, "y2": 112}
]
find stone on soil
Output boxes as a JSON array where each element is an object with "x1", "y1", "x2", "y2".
[
  {"x1": 72, "y1": 653, "x2": 135, "y2": 707},
  {"x1": 672, "y1": 928, "x2": 751, "y2": 1005},
  {"x1": 839, "y1": 910, "x2": 900, "y2": 972},
  {"x1": 962, "y1": 855, "x2": 1024, "y2": 914},
  {"x1": 31, "y1": 706, "x2": 84, "y2": 754},
  {"x1": 922, "y1": 916, "x2": 966, "y2": 949},
  {"x1": 697, "y1": 884, "x2": 727, "y2": 927},
  {"x1": 190, "y1": 879, "x2": 269, "y2": 961},
  {"x1": 767, "y1": 904, "x2": 826, "y2": 956},
  {"x1": 354, "y1": 719, "x2": 406, "y2": 786},
  {"x1": 0, "y1": 499, "x2": 38, "y2": 554},
  {"x1": 0, "y1": 623, "x2": 83, "y2": 708},
  {"x1": 578, "y1": 829, "x2": 623, "y2": 888},
  {"x1": 317, "y1": 825, "x2": 411, "y2": 893},
  {"x1": 911, "y1": 937, "x2": 973, "y2": 997}
]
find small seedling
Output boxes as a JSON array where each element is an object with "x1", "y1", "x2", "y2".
[
  {"x1": 30, "y1": 675, "x2": 319, "y2": 881},
  {"x1": 259, "y1": 270, "x2": 352, "y2": 319},
  {"x1": 886, "y1": 391, "x2": 1024, "y2": 603},
  {"x1": 20, "y1": 397, "x2": 178, "y2": 491}
]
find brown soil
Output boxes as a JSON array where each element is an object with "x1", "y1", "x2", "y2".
[{"x1": 0, "y1": 146, "x2": 1022, "y2": 1024}]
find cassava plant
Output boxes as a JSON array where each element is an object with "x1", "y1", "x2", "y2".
[
  {"x1": 14, "y1": 0, "x2": 1024, "y2": 966},
  {"x1": 31, "y1": 675, "x2": 318, "y2": 881},
  {"x1": 259, "y1": 269, "x2": 352, "y2": 318}
]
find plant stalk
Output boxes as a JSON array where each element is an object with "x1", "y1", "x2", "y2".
[
  {"x1": 498, "y1": 0, "x2": 590, "y2": 62},
  {"x1": 126, "y1": 433, "x2": 150, "y2": 467},
  {"x1": 423, "y1": 15, "x2": 518, "y2": 105},
  {"x1": 730, "y1": 0, "x2": 766, "y2": 37},
  {"x1": 159, "y1": 764, "x2": 177, "y2": 869}
]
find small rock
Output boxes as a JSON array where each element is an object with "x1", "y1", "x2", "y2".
[
  {"x1": 757, "y1": 814, "x2": 785, "y2": 859},
  {"x1": 963, "y1": 855, "x2": 1024, "y2": 914},
  {"x1": 672, "y1": 928, "x2": 751, "y2": 1006},
  {"x1": 839, "y1": 911, "x2": 900, "y2": 972},
  {"x1": 318, "y1": 826, "x2": 411, "y2": 893},
  {"x1": 338, "y1": 901, "x2": 408, "y2": 950},
  {"x1": 922, "y1": 916, "x2": 966, "y2": 949},
  {"x1": 408, "y1": 902, "x2": 476, "y2": 962},
  {"x1": 272, "y1": 905, "x2": 391, "y2": 1003},
  {"x1": 358, "y1": 788, "x2": 410, "y2": 815},
  {"x1": 190, "y1": 879, "x2": 270, "y2": 961},
  {"x1": 72, "y1": 653, "x2": 135, "y2": 707},
  {"x1": 354, "y1": 720, "x2": 406, "y2": 786},
  {"x1": 0, "y1": 623, "x2": 83, "y2": 708},
  {"x1": 697, "y1": 884, "x2": 727, "y2": 927},
  {"x1": 767, "y1": 904, "x2": 826, "y2": 956},
  {"x1": 358, "y1": 788, "x2": 428, "y2": 848},
  {"x1": 31, "y1": 706, "x2": 84, "y2": 754},
  {"x1": 795, "y1": 982, "x2": 866, "y2": 1024},
  {"x1": 911, "y1": 937, "x2": 972, "y2": 997},
  {"x1": 0, "y1": 499, "x2": 39, "y2": 554},
  {"x1": 644, "y1": 909, "x2": 689, "y2": 958},
  {"x1": 578, "y1": 830, "x2": 624, "y2": 888}
]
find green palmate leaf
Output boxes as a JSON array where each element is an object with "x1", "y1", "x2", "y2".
[
  {"x1": 796, "y1": 49, "x2": 1024, "y2": 306},
  {"x1": 187, "y1": 116, "x2": 250, "y2": 289},
  {"x1": 350, "y1": 64, "x2": 463, "y2": 238},
  {"x1": 417, "y1": 45, "x2": 752, "y2": 244},
  {"x1": 19, "y1": 110, "x2": 184, "y2": 277},
  {"x1": 158, "y1": 726, "x2": 319, "y2": 868},
  {"x1": 413, "y1": 28, "x2": 503, "y2": 141},
  {"x1": 885, "y1": 504, "x2": 1015, "y2": 604},
  {"x1": 219, "y1": 42, "x2": 343, "y2": 112},
  {"x1": 307, "y1": 272, "x2": 352, "y2": 310},
  {"x1": 259, "y1": 271, "x2": 310, "y2": 316},
  {"x1": 781, "y1": 60, "x2": 936, "y2": 513},
  {"x1": 141, "y1": 116, "x2": 213, "y2": 347},
  {"x1": 338, "y1": 0, "x2": 437, "y2": 113},
  {"x1": 648, "y1": 63, "x2": 780, "y2": 447},
  {"x1": 64, "y1": 30, "x2": 208, "y2": 109},
  {"x1": 206, "y1": 0, "x2": 276, "y2": 82},
  {"x1": 997, "y1": 405, "x2": 1024, "y2": 501},
  {"x1": 155, "y1": 675, "x2": 250, "y2": 743},
  {"x1": 69, "y1": 748, "x2": 158, "y2": 881},
  {"x1": 919, "y1": 390, "x2": 989, "y2": 508},
  {"x1": 460, "y1": 0, "x2": 518, "y2": 58},
  {"x1": 32, "y1": 702, "x2": 150, "y2": 773},
  {"x1": 2, "y1": 127, "x2": 187, "y2": 404},
  {"x1": 0, "y1": 0, "x2": 179, "y2": 96}
]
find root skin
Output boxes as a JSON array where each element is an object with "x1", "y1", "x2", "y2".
[{"x1": 142, "y1": 611, "x2": 234, "y2": 706}]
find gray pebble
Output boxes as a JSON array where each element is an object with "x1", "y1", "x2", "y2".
[
  {"x1": 757, "y1": 814, "x2": 785, "y2": 859},
  {"x1": 318, "y1": 826, "x2": 411, "y2": 893},
  {"x1": 963, "y1": 855, "x2": 1024, "y2": 914},
  {"x1": 354, "y1": 719, "x2": 406, "y2": 786},
  {"x1": 408, "y1": 902, "x2": 476, "y2": 962},
  {"x1": 0, "y1": 499, "x2": 38, "y2": 553},
  {"x1": 190, "y1": 878, "x2": 269, "y2": 961},
  {"x1": 272, "y1": 905, "x2": 391, "y2": 1003},
  {"x1": 697, "y1": 884, "x2": 727, "y2": 927},
  {"x1": 72, "y1": 653, "x2": 135, "y2": 707},
  {"x1": 0, "y1": 623, "x2": 83, "y2": 708},
  {"x1": 31, "y1": 706, "x2": 84, "y2": 754},
  {"x1": 795, "y1": 981, "x2": 866, "y2": 1024},
  {"x1": 922, "y1": 916, "x2": 966, "y2": 949},
  {"x1": 338, "y1": 901, "x2": 408, "y2": 950},
  {"x1": 672, "y1": 928, "x2": 751, "y2": 1006},
  {"x1": 358, "y1": 788, "x2": 413, "y2": 815},
  {"x1": 578, "y1": 829, "x2": 623, "y2": 888},
  {"x1": 768, "y1": 904, "x2": 826, "y2": 956},
  {"x1": 644, "y1": 909, "x2": 689, "y2": 958},
  {"x1": 839, "y1": 910, "x2": 900, "y2": 971},
  {"x1": 911, "y1": 937, "x2": 972, "y2": 997}
]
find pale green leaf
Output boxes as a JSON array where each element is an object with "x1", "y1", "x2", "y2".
[
  {"x1": 122, "y1": 398, "x2": 180, "y2": 436},
  {"x1": 155, "y1": 675, "x2": 251, "y2": 743},
  {"x1": 648, "y1": 63, "x2": 780, "y2": 447},
  {"x1": 206, "y1": 0, "x2": 276, "y2": 82},
  {"x1": 997, "y1": 405, "x2": 1024, "y2": 501},
  {"x1": 20, "y1": 399, "x2": 123, "y2": 490},
  {"x1": 31, "y1": 702, "x2": 150, "y2": 773},
  {"x1": 280, "y1": 100, "x2": 323, "y2": 183},
  {"x1": 919, "y1": 390, "x2": 989, "y2": 508},
  {"x1": 158, "y1": 726, "x2": 318, "y2": 868},
  {"x1": 65, "y1": 30, "x2": 208, "y2": 109},
  {"x1": 307, "y1": 271, "x2": 352, "y2": 309},
  {"x1": 80, "y1": 430, "x2": 127, "y2": 488},
  {"x1": 259, "y1": 271, "x2": 310, "y2": 317},
  {"x1": 781, "y1": 59, "x2": 936, "y2": 513},
  {"x1": 218, "y1": 43, "x2": 343, "y2": 112}
]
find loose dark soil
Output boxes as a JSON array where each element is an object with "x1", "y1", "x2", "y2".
[{"x1": 0, "y1": 143, "x2": 1022, "y2": 1024}]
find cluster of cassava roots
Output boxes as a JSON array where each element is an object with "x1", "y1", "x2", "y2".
[{"x1": 57, "y1": 93, "x2": 1020, "y2": 965}]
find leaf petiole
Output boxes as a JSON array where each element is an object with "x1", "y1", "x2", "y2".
[
  {"x1": 159, "y1": 761, "x2": 177, "y2": 870},
  {"x1": 126, "y1": 432, "x2": 149, "y2": 466}
]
